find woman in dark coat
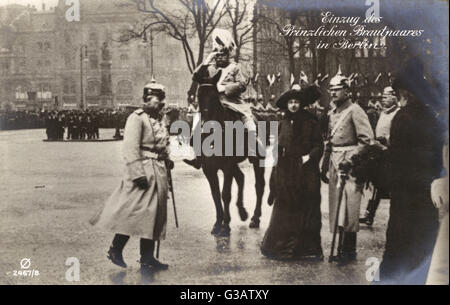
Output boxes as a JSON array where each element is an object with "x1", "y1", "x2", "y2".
[{"x1": 261, "y1": 85, "x2": 324, "y2": 260}]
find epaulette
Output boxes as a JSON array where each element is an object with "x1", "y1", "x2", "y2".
[{"x1": 134, "y1": 109, "x2": 145, "y2": 115}]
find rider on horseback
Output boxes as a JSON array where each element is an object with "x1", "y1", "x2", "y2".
[{"x1": 183, "y1": 29, "x2": 263, "y2": 169}]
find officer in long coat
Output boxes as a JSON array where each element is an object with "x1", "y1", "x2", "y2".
[
  {"x1": 91, "y1": 80, "x2": 173, "y2": 274},
  {"x1": 321, "y1": 66, "x2": 374, "y2": 264}
]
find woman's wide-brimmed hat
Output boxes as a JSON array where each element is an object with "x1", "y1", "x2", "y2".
[{"x1": 276, "y1": 85, "x2": 321, "y2": 109}]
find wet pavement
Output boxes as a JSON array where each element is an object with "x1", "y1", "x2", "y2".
[{"x1": 0, "y1": 129, "x2": 389, "y2": 285}]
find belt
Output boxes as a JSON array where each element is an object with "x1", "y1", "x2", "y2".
[
  {"x1": 331, "y1": 145, "x2": 358, "y2": 152},
  {"x1": 140, "y1": 146, "x2": 160, "y2": 159}
]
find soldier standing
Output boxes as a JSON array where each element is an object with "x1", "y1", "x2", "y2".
[
  {"x1": 321, "y1": 66, "x2": 374, "y2": 265},
  {"x1": 360, "y1": 86, "x2": 400, "y2": 226},
  {"x1": 90, "y1": 80, "x2": 173, "y2": 278}
]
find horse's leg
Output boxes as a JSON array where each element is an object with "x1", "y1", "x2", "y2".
[
  {"x1": 219, "y1": 167, "x2": 233, "y2": 237},
  {"x1": 249, "y1": 158, "x2": 265, "y2": 228},
  {"x1": 203, "y1": 166, "x2": 223, "y2": 235},
  {"x1": 233, "y1": 164, "x2": 248, "y2": 221}
]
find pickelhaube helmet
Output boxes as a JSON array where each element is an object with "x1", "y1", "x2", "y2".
[
  {"x1": 143, "y1": 76, "x2": 166, "y2": 101},
  {"x1": 291, "y1": 84, "x2": 301, "y2": 91},
  {"x1": 382, "y1": 86, "x2": 396, "y2": 97},
  {"x1": 329, "y1": 65, "x2": 349, "y2": 90}
]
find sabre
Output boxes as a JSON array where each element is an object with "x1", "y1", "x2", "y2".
[
  {"x1": 156, "y1": 164, "x2": 179, "y2": 259},
  {"x1": 329, "y1": 162, "x2": 351, "y2": 263},
  {"x1": 167, "y1": 166, "x2": 179, "y2": 228}
]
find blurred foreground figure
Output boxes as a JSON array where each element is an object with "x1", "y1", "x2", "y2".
[
  {"x1": 426, "y1": 136, "x2": 449, "y2": 285},
  {"x1": 377, "y1": 58, "x2": 444, "y2": 284}
]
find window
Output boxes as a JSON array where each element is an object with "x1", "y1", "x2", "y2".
[
  {"x1": 372, "y1": 36, "x2": 386, "y2": 57},
  {"x1": 117, "y1": 80, "x2": 132, "y2": 95},
  {"x1": 43, "y1": 60, "x2": 51, "y2": 73},
  {"x1": 1, "y1": 62, "x2": 10, "y2": 76},
  {"x1": 89, "y1": 32, "x2": 98, "y2": 49},
  {"x1": 37, "y1": 83, "x2": 52, "y2": 99},
  {"x1": 64, "y1": 31, "x2": 71, "y2": 44},
  {"x1": 15, "y1": 86, "x2": 28, "y2": 100},
  {"x1": 63, "y1": 78, "x2": 76, "y2": 94},
  {"x1": 64, "y1": 53, "x2": 75, "y2": 68},
  {"x1": 120, "y1": 54, "x2": 129, "y2": 67},
  {"x1": 44, "y1": 42, "x2": 51, "y2": 51},
  {"x1": 293, "y1": 40, "x2": 312, "y2": 59},
  {"x1": 17, "y1": 59, "x2": 26, "y2": 73},
  {"x1": 37, "y1": 42, "x2": 43, "y2": 51},
  {"x1": 89, "y1": 54, "x2": 98, "y2": 69},
  {"x1": 15, "y1": 44, "x2": 25, "y2": 54},
  {"x1": 355, "y1": 38, "x2": 370, "y2": 58},
  {"x1": 87, "y1": 80, "x2": 100, "y2": 96},
  {"x1": 363, "y1": 38, "x2": 369, "y2": 58}
]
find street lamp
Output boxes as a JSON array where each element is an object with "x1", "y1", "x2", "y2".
[
  {"x1": 142, "y1": 28, "x2": 155, "y2": 79},
  {"x1": 80, "y1": 44, "x2": 89, "y2": 109}
]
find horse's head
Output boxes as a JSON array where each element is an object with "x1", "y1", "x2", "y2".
[{"x1": 197, "y1": 70, "x2": 223, "y2": 122}]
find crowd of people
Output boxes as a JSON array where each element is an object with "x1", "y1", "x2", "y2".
[{"x1": 0, "y1": 109, "x2": 132, "y2": 140}]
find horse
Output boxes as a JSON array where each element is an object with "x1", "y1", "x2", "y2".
[{"x1": 195, "y1": 70, "x2": 266, "y2": 237}]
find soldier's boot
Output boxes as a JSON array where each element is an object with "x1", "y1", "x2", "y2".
[
  {"x1": 360, "y1": 196, "x2": 381, "y2": 226},
  {"x1": 360, "y1": 188, "x2": 383, "y2": 225},
  {"x1": 338, "y1": 232, "x2": 357, "y2": 266},
  {"x1": 139, "y1": 239, "x2": 169, "y2": 272},
  {"x1": 107, "y1": 234, "x2": 129, "y2": 268},
  {"x1": 359, "y1": 210, "x2": 375, "y2": 226}
]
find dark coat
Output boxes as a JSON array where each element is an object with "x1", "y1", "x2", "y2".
[
  {"x1": 379, "y1": 99, "x2": 444, "y2": 284},
  {"x1": 261, "y1": 110, "x2": 324, "y2": 259}
]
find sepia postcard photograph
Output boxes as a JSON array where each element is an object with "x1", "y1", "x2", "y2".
[{"x1": 0, "y1": 0, "x2": 448, "y2": 294}]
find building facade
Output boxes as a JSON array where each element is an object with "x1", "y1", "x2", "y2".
[{"x1": 0, "y1": 0, "x2": 192, "y2": 111}]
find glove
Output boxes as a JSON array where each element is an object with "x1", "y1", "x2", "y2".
[
  {"x1": 204, "y1": 52, "x2": 218, "y2": 65},
  {"x1": 133, "y1": 176, "x2": 149, "y2": 190},
  {"x1": 302, "y1": 154, "x2": 310, "y2": 164},
  {"x1": 165, "y1": 159, "x2": 175, "y2": 170},
  {"x1": 217, "y1": 83, "x2": 226, "y2": 93},
  {"x1": 320, "y1": 171, "x2": 329, "y2": 184},
  {"x1": 431, "y1": 177, "x2": 449, "y2": 209}
]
